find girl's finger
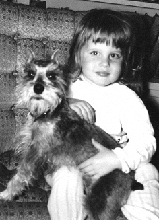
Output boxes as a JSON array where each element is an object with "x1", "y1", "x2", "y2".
[
  {"x1": 92, "y1": 139, "x2": 104, "y2": 151},
  {"x1": 80, "y1": 103, "x2": 95, "y2": 124},
  {"x1": 92, "y1": 174, "x2": 100, "y2": 180},
  {"x1": 85, "y1": 104, "x2": 96, "y2": 123},
  {"x1": 71, "y1": 105, "x2": 84, "y2": 119},
  {"x1": 78, "y1": 159, "x2": 92, "y2": 170},
  {"x1": 82, "y1": 167, "x2": 98, "y2": 177},
  {"x1": 45, "y1": 174, "x2": 53, "y2": 186}
]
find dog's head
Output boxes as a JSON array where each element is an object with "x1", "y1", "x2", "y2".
[{"x1": 16, "y1": 50, "x2": 67, "y2": 118}]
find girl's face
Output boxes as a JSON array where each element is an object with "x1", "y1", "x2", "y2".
[{"x1": 80, "y1": 39, "x2": 123, "y2": 86}]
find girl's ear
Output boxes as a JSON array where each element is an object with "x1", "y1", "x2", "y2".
[
  {"x1": 75, "y1": 51, "x2": 81, "y2": 68},
  {"x1": 75, "y1": 55, "x2": 78, "y2": 65},
  {"x1": 51, "y1": 49, "x2": 59, "y2": 65}
]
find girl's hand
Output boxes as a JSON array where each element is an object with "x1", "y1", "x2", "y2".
[
  {"x1": 78, "y1": 139, "x2": 122, "y2": 180},
  {"x1": 69, "y1": 98, "x2": 96, "y2": 124},
  {"x1": 111, "y1": 131, "x2": 128, "y2": 147}
]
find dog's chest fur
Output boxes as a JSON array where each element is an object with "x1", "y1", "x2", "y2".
[{"x1": 19, "y1": 106, "x2": 95, "y2": 174}]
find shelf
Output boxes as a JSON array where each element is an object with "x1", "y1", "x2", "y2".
[{"x1": 88, "y1": 0, "x2": 159, "y2": 9}]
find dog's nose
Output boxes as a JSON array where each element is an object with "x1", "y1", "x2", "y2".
[{"x1": 34, "y1": 83, "x2": 44, "y2": 94}]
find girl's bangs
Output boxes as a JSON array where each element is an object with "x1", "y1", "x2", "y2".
[{"x1": 84, "y1": 28, "x2": 128, "y2": 49}]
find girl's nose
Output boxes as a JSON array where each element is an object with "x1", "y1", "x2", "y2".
[{"x1": 99, "y1": 57, "x2": 109, "y2": 67}]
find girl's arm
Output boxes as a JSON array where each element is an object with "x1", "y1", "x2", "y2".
[
  {"x1": 68, "y1": 98, "x2": 96, "y2": 124},
  {"x1": 69, "y1": 99, "x2": 127, "y2": 179},
  {"x1": 69, "y1": 86, "x2": 156, "y2": 176},
  {"x1": 113, "y1": 86, "x2": 156, "y2": 173}
]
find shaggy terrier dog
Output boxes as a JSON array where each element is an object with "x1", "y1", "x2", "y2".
[{"x1": 0, "y1": 51, "x2": 142, "y2": 220}]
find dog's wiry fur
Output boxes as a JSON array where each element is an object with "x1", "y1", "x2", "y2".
[{"x1": 0, "y1": 51, "x2": 143, "y2": 220}]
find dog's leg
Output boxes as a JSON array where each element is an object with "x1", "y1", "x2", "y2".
[
  {"x1": 0, "y1": 162, "x2": 34, "y2": 200},
  {"x1": 47, "y1": 166, "x2": 85, "y2": 220},
  {"x1": 86, "y1": 171, "x2": 133, "y2": 220}
]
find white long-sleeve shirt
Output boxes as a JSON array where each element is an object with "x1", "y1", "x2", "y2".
[{"x1": 69, "y1": 76, "x2": 156, "y2": 173}]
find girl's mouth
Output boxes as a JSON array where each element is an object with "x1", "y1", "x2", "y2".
[{"x1": 96, "y1": 71, "x2": 110, "y2": 77}]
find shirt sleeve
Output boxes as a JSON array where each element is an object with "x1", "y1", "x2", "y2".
[{"x1": 113, "y1": 86, "x2": 156, "y2": 173}]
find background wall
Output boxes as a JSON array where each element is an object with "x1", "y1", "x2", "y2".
[{"x1": 17, "y1": 0, "x2": 159, "y2": 15}]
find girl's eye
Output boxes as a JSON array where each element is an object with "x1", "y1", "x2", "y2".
[
  {"x1": 110, "y1": 53, "x2": 121, "y2": 59},
  {"x1": 90, "y1": 51, "x2": 99, "y2": 56}
]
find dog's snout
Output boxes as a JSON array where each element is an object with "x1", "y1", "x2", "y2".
[{"x1": 34, "y1": 83, "x2": 44, "y2": 94}]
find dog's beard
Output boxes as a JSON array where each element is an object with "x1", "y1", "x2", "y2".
[
  {"x1": 28, "y1": 96, "x2": 60, "y2": 117},
  {"x1": 16, "y1": 84, "x2": 62, "y2": 117}
]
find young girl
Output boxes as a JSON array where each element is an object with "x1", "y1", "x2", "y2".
[{"x1": 47, "y1": 9, "x2": 159, "y2": 220}]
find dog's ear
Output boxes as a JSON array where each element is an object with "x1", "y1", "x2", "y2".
[
  {"x1": 51, "y1": 49, "x2": 59, "y2": 65},
  {"x1": 26, "y1": 49, "x2": 35, "y2": 63}
]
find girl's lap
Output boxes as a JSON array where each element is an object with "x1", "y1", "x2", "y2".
[{"x1": 122, "y1": 163, "x2": 159, "y2": 220}]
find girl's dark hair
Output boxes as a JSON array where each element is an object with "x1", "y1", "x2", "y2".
[{"x1": 67, "y1": 9, "x2": 142, "y2": 85}]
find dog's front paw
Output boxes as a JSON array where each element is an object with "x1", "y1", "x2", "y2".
[{"x1": 0, "y1": 190, "x2": 13, "y2": 201}]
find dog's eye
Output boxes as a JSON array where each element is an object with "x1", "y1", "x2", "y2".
[
  {"x1": 47, "y1": 71, "x2": 56, "y2": 80},
  {"x1": 27, "y1": 70, "x2": 35, "y2": 79}
]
